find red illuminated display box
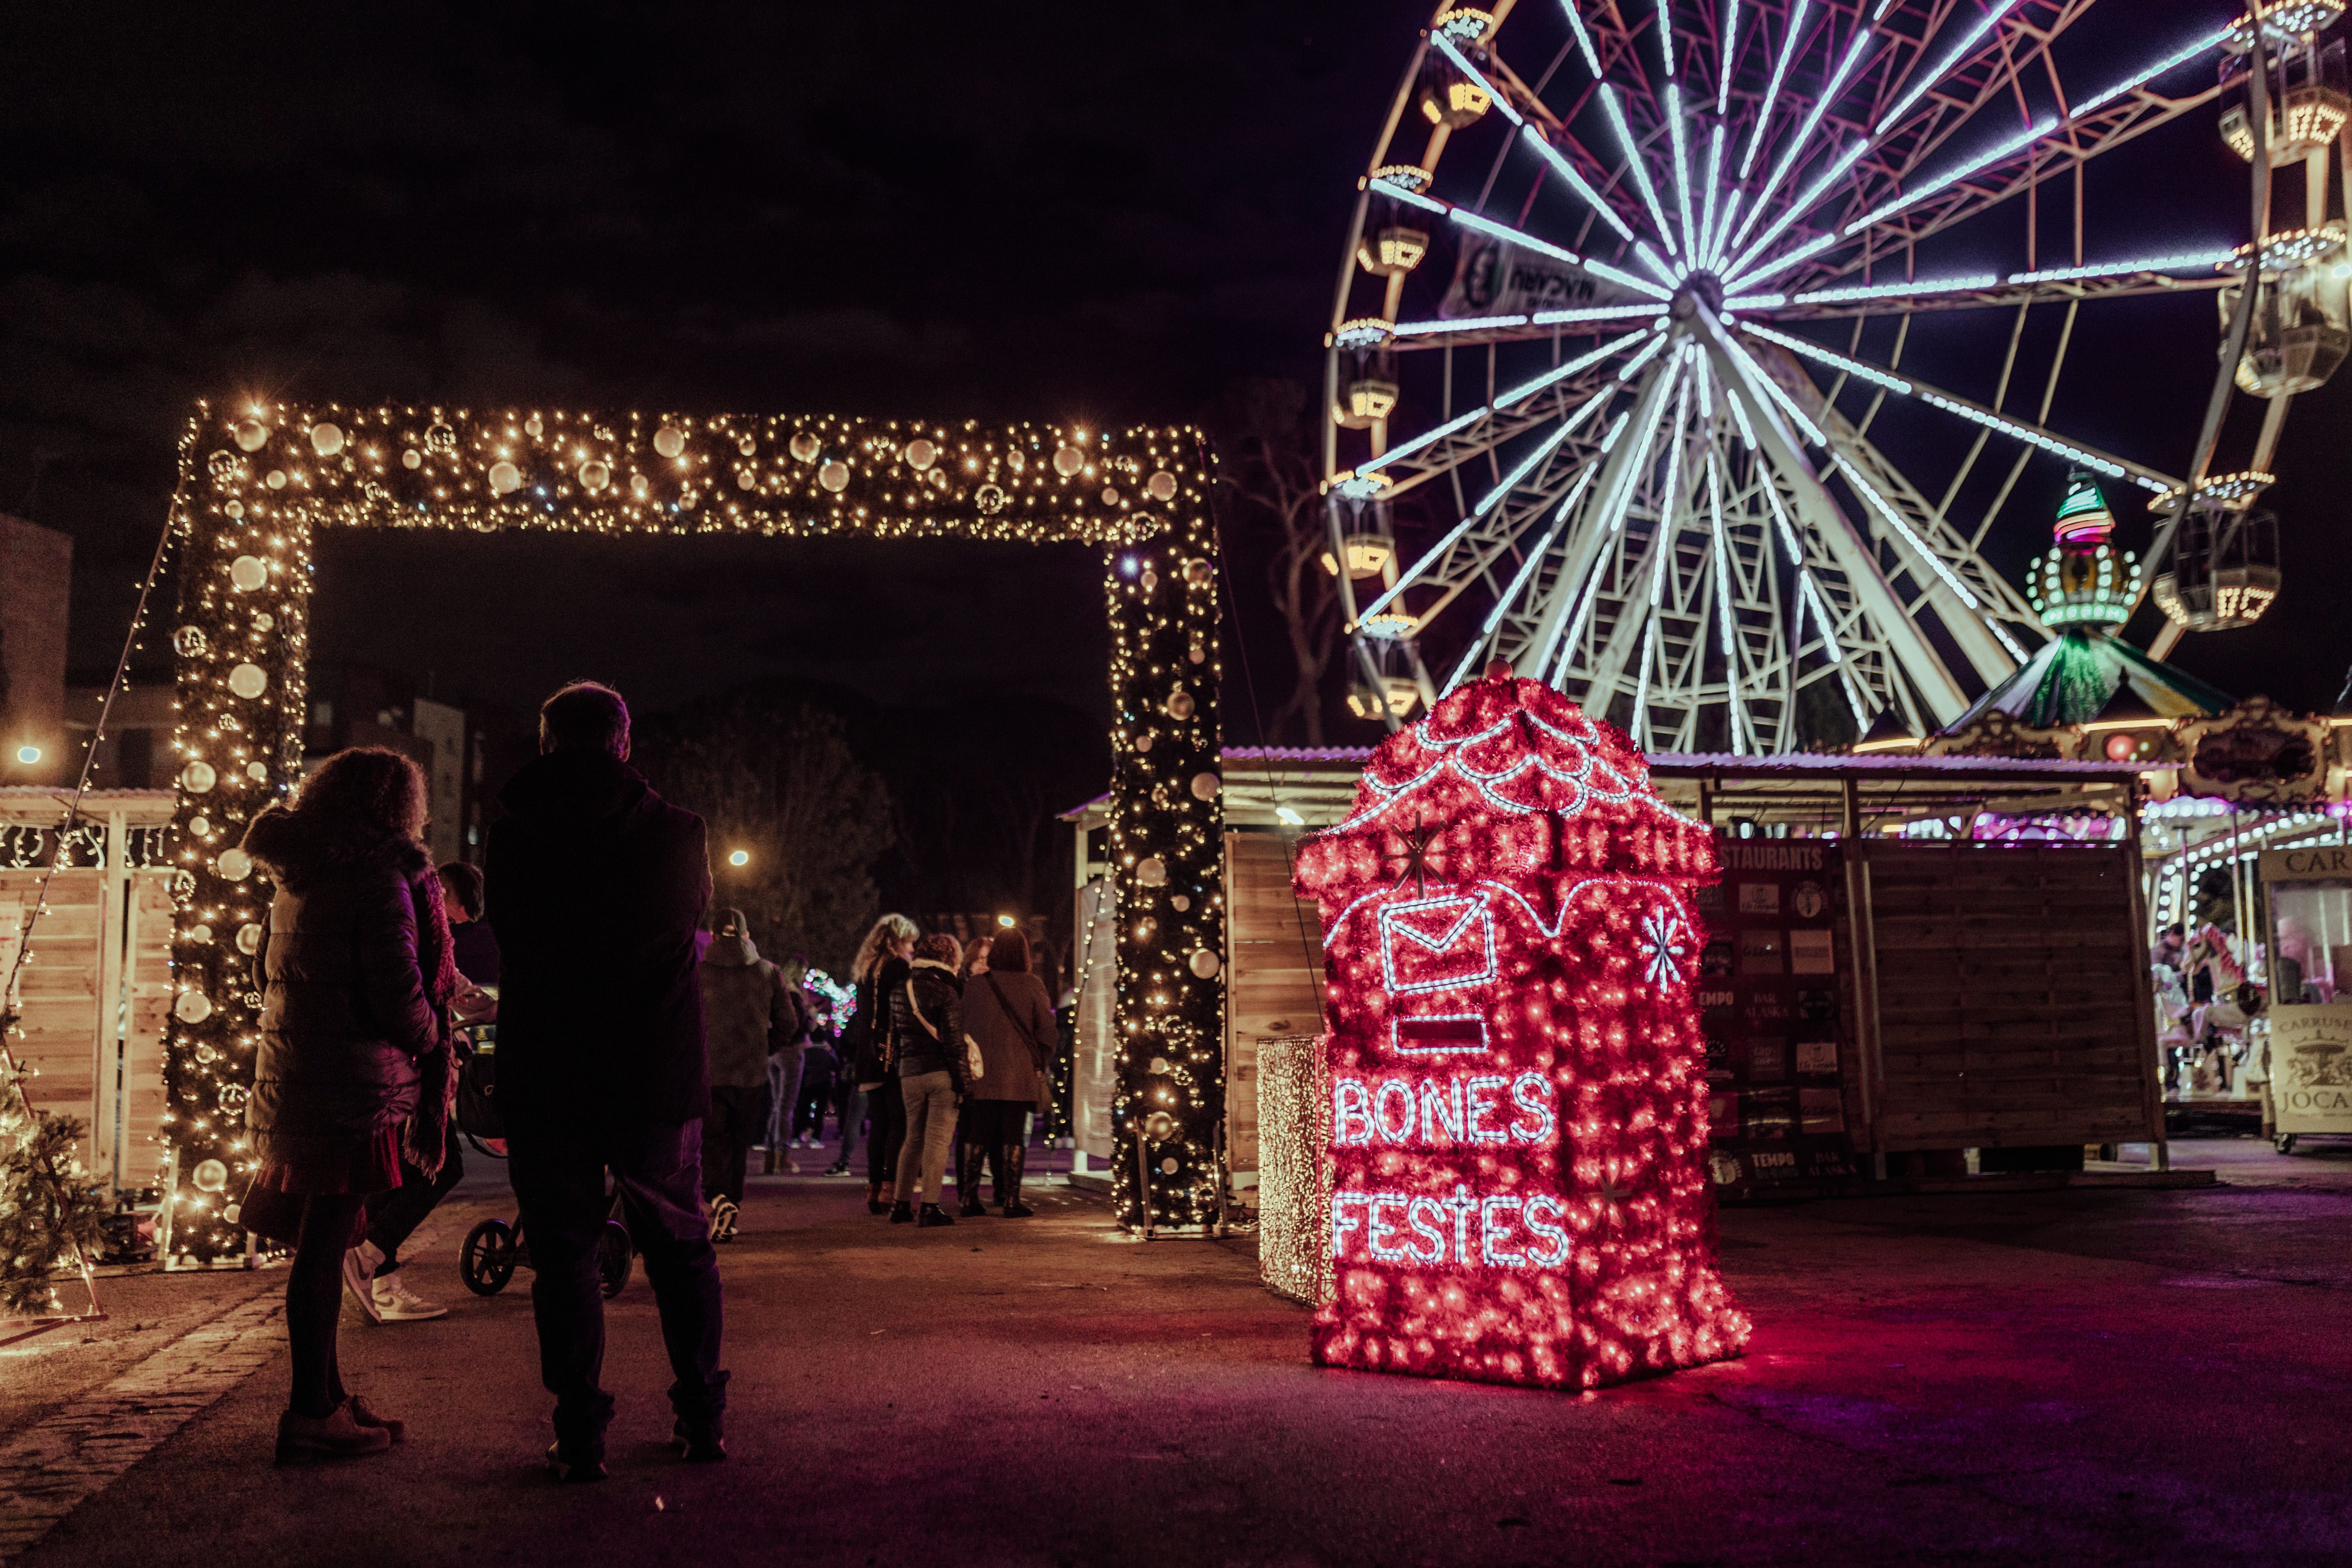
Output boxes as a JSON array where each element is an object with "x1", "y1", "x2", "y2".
[{"x1": 1292, "y1": 671, "x2": 1751, "y2": 1389}]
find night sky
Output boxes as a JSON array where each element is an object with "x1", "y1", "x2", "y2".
[{"x1": 3, "y1": 0, "x2": 2343, "y2": 727}]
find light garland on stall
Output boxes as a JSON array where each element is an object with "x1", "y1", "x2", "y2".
[
  {"x1": 161, "y1": 399, "x2": 1222, "y2": 1257},
  {"x1": 1292, "y1": 669, "x2": 1749, "y2": 1389}
]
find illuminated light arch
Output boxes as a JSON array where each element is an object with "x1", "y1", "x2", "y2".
[{"x1": 158, "y1": 400, "x2": 1219, "y2": 1254}]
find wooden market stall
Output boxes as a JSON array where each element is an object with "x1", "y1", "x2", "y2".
[
  {"x1": 2, "y1": 788, "x2": 179, "y2": 1196},
  {"x1": 1647, "y1": 752, "x2": 2167, "y2": 1180}
]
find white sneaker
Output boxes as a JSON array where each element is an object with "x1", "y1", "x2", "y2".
[
  {"x1": 343, "y1": 1242, "x2": 385, "y2": 1325},
  {"x1": 369, "y1": 1270, "x2": 449, "y2": 1322}
]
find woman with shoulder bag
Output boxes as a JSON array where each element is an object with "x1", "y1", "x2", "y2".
[
  {"x1": 843, "y1": 915, "x2": 917, "y2": 1208},
  {"x1": 238, "y1": 748, "x2": 457, "y2": 1462},
  {"x1": 888, "y1": 932, "x2": 969, "y2": 1227},
  {"x1": 956, "y1": 928, "x2": 1057, "y2": 1218}
]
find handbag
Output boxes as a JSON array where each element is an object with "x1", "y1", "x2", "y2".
[
  {"x1": 455, "y1": 1034, "x2": 504, "y2": 1139},
  {"x1": 903, "y1": 976, "x2": 982, "y2": 1083},
  {"x1": 846, "y1": 979, "x2": 889, "y2": 1086}
]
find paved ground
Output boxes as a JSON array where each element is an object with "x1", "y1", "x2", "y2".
[{"x1": 4, "y1": 1139, "x2": 2349, "y2": 1567}]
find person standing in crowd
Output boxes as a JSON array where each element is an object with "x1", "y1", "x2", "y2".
[
  {"x1": 964, "y1": 934, "x2": 992, "y2": 979},
  {"x1": 340, "y1": 861, "x2": 500, "y2": 1325},
  {"x1": 958, "y1": 928, "x2": 1056, "y2": 1218},
  {"x1": 489, "y1": 681, "x2": 727, "y2": 1482},
  {"x1": 761, "y1": 953, "x2": 811, "y2": 1174},
  {"x1": 793, "y1": 1028, "x2": 837, "y2": 1149},
  {"x1": 698, "y1": 907, "x2": 800, "y2": 1240},
  {"x1": 889, "y1": 932, "x2": 968, "y2": 1227},
  {"x1": 240, "y1": 748, "x2": 456, "y2": 1462},
  {"x1": 843, "y1": 914, "x2": 917, "y2": 1205}
]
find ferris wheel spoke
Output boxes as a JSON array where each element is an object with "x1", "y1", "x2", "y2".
[
  {"x1": 1440, "y1": 465, "x2": 1601, "y2": 696},
  {"x1": 1596, "y1": 82, "x2": 1683, "y2": 255},
  {"x1": 1744, "y1": 254, "x2": 2236, "y2": 318},
  {"x1": 1696, "y1": 313, "x2": 1974, "y2": 720},
  {"x1": 1356, "y1": 326, "x2": 1655, "y2": 490},
  {"x1": 1521, "y1": 124, "x2": 1646, "y2": 246},
  {"x1": 1369, "y1": 172, "x2": 1672, "y2": 299},
  {"x1": 1352, "y1": 375, "x2": 1628, "y2": 630},
  {"x1": 1809, "y1": 22, "x2": 2231, "y2": 287},
  {"x1": 1869, "y1": 0, "x2": 2032, "y2": 141},
  {"x1": 1738, "y1": 0, "x2": 1818, "y2": 181},
  {"x1": 1362, "y1": 366, "x2": 1662, "y2": 518},
  {"x1": 1739, "y1": 320, "x2": 2184, "y2": 496},
  {"x1": 1519, "y1": 355, "x2": 1681, "y2": 682},
  {"x1": 1387, "y1": 304, "x2": 1664, "y2": 345},
  {"x1": 1622, "y1": 370, "x2": 1705, "y2": 742},
  {"x1": 1731, "y1": 22, "x2": 1883, "y2": 261}
]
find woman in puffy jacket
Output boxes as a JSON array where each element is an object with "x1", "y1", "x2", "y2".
[{"x1": 240, "y1": 748, "x2": 456, "y2": 1463}]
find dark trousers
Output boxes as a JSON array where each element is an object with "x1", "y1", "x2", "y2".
[
  {"x1": 363, "y1": 1122, "x2": 464, "y2": 1273},
  {"x1": 864, "y1": 1079, "x2": 904, "y2": 1188},
  {"x1": 287, "y1": 1193, "x2": 367, "y2": 1417},
  {"x1": 792, "y1": 1078, "x2": 833, "y2": 1139},
  {"x1": 703, "y1": 1085, "x2": 769, "y2": 1206},
  {"x1": 508, "y1": 1117, "x2": 728, "y2": 1446}
]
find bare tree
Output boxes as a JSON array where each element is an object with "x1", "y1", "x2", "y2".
[
  {"x1": 635, "y1": 691, "x2": 894, "y2": 974},
  {"x1": 1217, "y1": 379, "x2": 1341, "y2": 745}
]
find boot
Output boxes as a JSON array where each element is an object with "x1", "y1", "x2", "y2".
[
  {"x1": 762, "y1": 1148, "x2": 778, "y2": 1176},
  {"x1": 917, "y1": 1203, "x2": 955, "y2": 1227},
  {"x1": 889, "y1": 1199, "x2": 914, "y2": 1225},
  {"x1": 957, "y1": 1143, "x2": 989, "y2": 1218},
  {"x1": 276, "y1": 1400, "x2": 392, "y2": 1464},
  {"x1": 670, "y1": 1415, "x2": 726, "y2": 1463},
  {"x1": 1001, "y1": 1143, "x2": 1034, "y2": 1218},
  {"x1": 866, "y1": 1181, "x2": 889, "y2": 1216}
]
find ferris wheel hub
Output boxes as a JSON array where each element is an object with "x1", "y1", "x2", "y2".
[{"x1": 1670, "y1": 273, "x2": 1726, "y2": 321}]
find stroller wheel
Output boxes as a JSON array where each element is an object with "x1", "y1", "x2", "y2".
[
  {"x1": 462, "y1": 1218, "x2": 517, "y2": 1296},
  {"x1": 597, "y1": 1219, "x2": 633, "y2": 1298}
]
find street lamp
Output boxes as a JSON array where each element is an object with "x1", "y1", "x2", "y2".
[
  {"x1": 727, "y1": 849, "x2": 749, "y2": 867},
  {"x1": 996, "y1": 913, "x2": 1015, "y2": 927},
  {"x1": 14, "y1": 745, "x2": 39, "y2": 765}
]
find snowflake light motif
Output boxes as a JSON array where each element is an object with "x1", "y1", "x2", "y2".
[{"x1": 1638, "y1": 908, "x2": 1692, "y2": 986}]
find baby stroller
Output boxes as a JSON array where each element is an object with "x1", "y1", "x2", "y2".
[
  {"x1": 453, "y1": 1024, "x2": 635, "y2": 1299},
  {"x1": 460, "y1": 1200, "x2": 635, "y2": 1299}
]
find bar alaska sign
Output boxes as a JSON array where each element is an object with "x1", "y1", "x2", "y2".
[{"x1": 1293, "y1": 669, "x2": 1750, "y2": 1390}]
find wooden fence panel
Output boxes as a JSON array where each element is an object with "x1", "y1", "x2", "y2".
[
  {"x1": 1862, "y1": 843, "x2": 2158, "y2": 1152},
  {"x1": 1223, "y1": 830, "x2": 1326, "y2": 1175}
]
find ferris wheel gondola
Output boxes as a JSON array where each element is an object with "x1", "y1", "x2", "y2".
[{"x1": 1323, "y1": 0, "x2": 2343, "y2": 749}]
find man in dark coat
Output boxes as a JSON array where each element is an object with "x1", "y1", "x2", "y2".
[{"x1": 487, "y1": 681, "x2": 727, "y2": 1480}]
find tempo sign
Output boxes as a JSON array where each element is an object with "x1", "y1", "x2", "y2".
[{"x1": 1293, "y1": 673, "x2": 1751, "y2": 1390}]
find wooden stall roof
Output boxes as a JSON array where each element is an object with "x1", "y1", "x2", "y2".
[
  {"x1": 1066, "y1": 750, "x2": 2167, "y2": 838},
  {"x1": 0, "y1": 787, "x2": 179, "y2": 823}
]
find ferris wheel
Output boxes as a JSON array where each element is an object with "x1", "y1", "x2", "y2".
[{"x1": 1323, "y1": 0, "x2": 2345, "y2": 751}]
